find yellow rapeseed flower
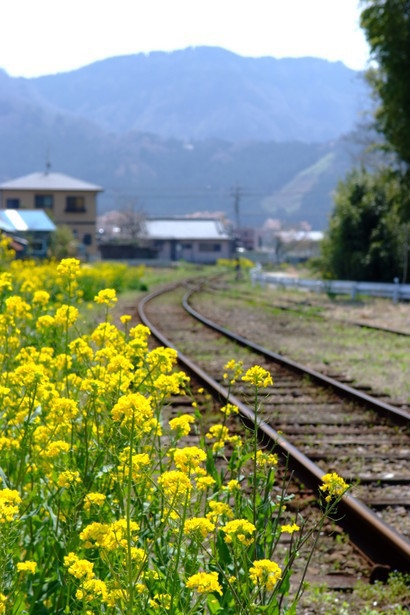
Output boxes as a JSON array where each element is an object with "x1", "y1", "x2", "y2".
[
  {"x1": 256, "y1": 450, "x2": 278, "y2": 468},
  {"x1": 0, "y1": 272, "x2": 13, "y2": 292},
  {"x1": 36, "y1": 314, "x2": 55, "y2": 329},
  {"x1": 32, "y1": 290, "x2": 50, "y2": 306},
  {"x1": 171, "y1": 446, "x2": 206, "y2": 474},
  {"x1": 186, "y1": 571, "x2": 222, "y2": 595},
  {"x1": 146, "y1": 347, "x2": 178, "y2": 373},
  {"x1": 64, "y1": 553, "x2": 95, "y2": 580},
  {"x1": 0, "y1": 488, "x2": 22, "y2": 522},
  {"x1": 84, "y1": 492, "x2": 107, "y2": 511},
  {"x1": 220, "y1": 403, "x2": 239, "y2": 416},
  {"x1": 54, "y1": 305, "x2": 79, "y2": 327},
  {"x1": 225, "y1": 479, "x2": 241, "y2": 492},
  {"x1": 94, "y1": 288, "x2": 118, "y2": 307},
  {"x1": 320, "y1": 472, "x2": 349, "y2": 502},
  {"x1": 184, "y1": 517, "x2": 216, "y2": 538},
  {"x1": 111, "y1": 392, "x2": 153, "y2": 428},
  {"x1": 223, "y1": 359, "x2": 244, "y2": 384},
  {"x1": 17, "y1": 561, "x2": 37, "y2": 573},
  {"x1": 280, "y1": 523, "x2": 300, "y2": 534},
  {"x1": 158, "y1": 470, "x2": 192, "y2": 498},
  {"x1": 43, "y1": 440, "x2": 71, "y2": 458},
  {"x1": 206, "y1": 501, "x2": 234, "y2": 521},
  {"x1": 5, "y1": 295, "x2": 31, "y2": 319},
  {"x1": 222, "y1": 519, "x2": 256, "y2": 546},
  {"x1": 80, "y1": 519, "x2": 140, "y2": 551},
  {"x1": 56, "y1": 258, "x2": 81, "y2": 280},
  {"x1": 249, "y1": 559, "x2": 282, "y2": 591},
  {"x1": 169, "y1": 414, "x2": 195, "y2": 436},
  {"x1": 196, "y1": 475, "x2": 216, "y2": 490},
  {"x1": 242, "y1": 365, "x2": 273, "y2": 388},
  {"x1": 57, "y1": 471, "x2": 81, "y2": 489},
  {"x1": 76, "y1": 578, "x2": 108, "y2": 603}
]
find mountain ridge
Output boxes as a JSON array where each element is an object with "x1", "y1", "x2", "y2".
[
  {"x1": 0, "y1": 47, "x2": 368, "y2": 229},
  {"x1": 31, "y1": 46, "x2": 368, "y2": 143}
]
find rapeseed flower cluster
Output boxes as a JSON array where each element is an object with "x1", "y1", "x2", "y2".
[
  {"x1": 320, "y1": 472, "x2": 349, "y2": 502},
  {"x1": 0, "y1": 256, "x2": 349, "y2": 613}
]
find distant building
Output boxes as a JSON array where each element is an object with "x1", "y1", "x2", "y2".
[
  {"x1": 0, "y1": 171, "x2": 103, "y2": 258},
  {"x1": 140, "y1": 217, "x2": 233, "y2": 264},
  {"x1": 0, "y1": 209, "x2": 56, "y2": 257}
]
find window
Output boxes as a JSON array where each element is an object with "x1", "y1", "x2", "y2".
[
  {"x1": 35, "y1": 194, "x2": 53, "y2": 209},
  {"x1": 83, "y1": 233, "x2": 92, "y2": 246},
  {"x1": 6, "y1": 198, "x2": 20, "y2": 209},
  {"x1": 198, "y1": 243, "x2": 222, "y2": 252},
  {"x1": 65, "y1": 196, "x2": 86, "y2": 212},
  {"x1": 31, "y1": 239, "x2": 47, "y2": 255},
  {"x1": 181, "y1": 243, "x2": 192, "y2": 249}
]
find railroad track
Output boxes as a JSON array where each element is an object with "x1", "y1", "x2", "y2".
[{"x1": 136, "y1": 280, "x2": 410, "y2": 585}]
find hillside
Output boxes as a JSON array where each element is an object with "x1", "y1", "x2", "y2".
[
  {"x1": 32, "y1": 47, "x2": 368, "y2": 143},
  {"x1": 0, "y1": 48, "x2": 369, "y2": 229}
]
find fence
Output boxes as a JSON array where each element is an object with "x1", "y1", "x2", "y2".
[{"x1": 250, "y1": 269, "x2": 410, "y2": 303}]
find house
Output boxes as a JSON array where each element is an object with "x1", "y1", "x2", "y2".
[
  {"x1": 0, "y1": 209, "x2": 56, "y2": 257},
  {"x1": 0, "y1": 171, "x2": 103, "y2": 258},
  {"x1": 140, "y1": 217, "x2": 234, "y2": 264}
]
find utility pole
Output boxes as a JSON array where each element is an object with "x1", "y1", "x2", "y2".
[
  {"x1": 231, "y1": 184, "x2": 242, "y2": 238},
  {"x1": 403, "y1": 223, "x2": 409, "y2": 284}
]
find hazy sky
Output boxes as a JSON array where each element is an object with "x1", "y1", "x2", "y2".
[{"x1": 0, "y1": 0, "x2": 370, "y2": 78}]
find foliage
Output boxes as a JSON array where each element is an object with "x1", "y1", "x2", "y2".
[
  {"x1": 48, "y1": 225, "x2": 78, "y2": 259},
  {"x1": 0, "y1": 234, "x2": 16, "y2": 270},
  {"x1": 319, "y1": 168, "x2": 404, "y2": 281},
  {"x1": 360, "y1": 0, "x2": 410, "y2": 221},
  {"x1": 360, "y1": 0, "x2": 410, "y2": 169},
  {"x1": 0, "y1": 257, "x2": 350, "y2": 613}
]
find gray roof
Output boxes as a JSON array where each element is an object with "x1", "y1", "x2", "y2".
[
  {"x1": 0, "y1": 172, "x2": 103, "y2": 192},
  {"x1": 0, "y1": 209, "x2": 56, "y2": 232},
  {"x1": 143, "y1": 218, "x2": 231, "y2": 240}
]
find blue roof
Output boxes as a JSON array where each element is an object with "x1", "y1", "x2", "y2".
[{"x1": 0, "y1": 210, "x2": 56, "y2": 232}]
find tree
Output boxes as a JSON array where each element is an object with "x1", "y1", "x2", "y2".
[
  {"x1": 360, "y1": 1, "x2": 410, "y2": 170},
  {"x1": 49, "y1": 225, "x2": 78, "y2": 259},
  {"x1": 320, "y1": 168, "x2": 405, "y2": 281}
]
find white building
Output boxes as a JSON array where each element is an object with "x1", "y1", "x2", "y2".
[{"x1": 141, "y1": 217, "x2": 233, "y2": 264}]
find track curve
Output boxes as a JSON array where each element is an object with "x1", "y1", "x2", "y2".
[{"x1": 137, "y1": 280, "x2": 410, "y2": 574}]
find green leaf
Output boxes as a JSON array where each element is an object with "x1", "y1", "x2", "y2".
[
  {"x1": 207, "y1": 594, "x2": 222, "y2": 614},
  {"x1": 278, "y1": 569, "x2": 291, "y2": 595},
  {"x1": 216, "y1": 530, "x2": 232, "y2": 566}
]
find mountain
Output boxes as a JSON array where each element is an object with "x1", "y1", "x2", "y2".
[
  {"x1": 0, "y1": 47, "x2": 370, "y2": 229},
  {"x1": 32, "y1": 47, "x2": 368, "y2": 143}
]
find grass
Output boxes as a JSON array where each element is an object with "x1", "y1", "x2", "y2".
[{"x1": 300, "y1": 574, "x2": 410, "y2": 614}]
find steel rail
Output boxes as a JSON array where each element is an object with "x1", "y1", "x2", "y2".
[{"x1": 138, "y1": 282, "x2": 410, "y2": 573}]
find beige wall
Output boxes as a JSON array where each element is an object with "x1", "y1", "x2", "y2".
[{"x1": 0, "y1": 189, "x2": 98, "y2": 256}]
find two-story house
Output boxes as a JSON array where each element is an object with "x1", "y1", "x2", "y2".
[{"x1": 0, "y1": 171, "x2": 103, "y2": 257}]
